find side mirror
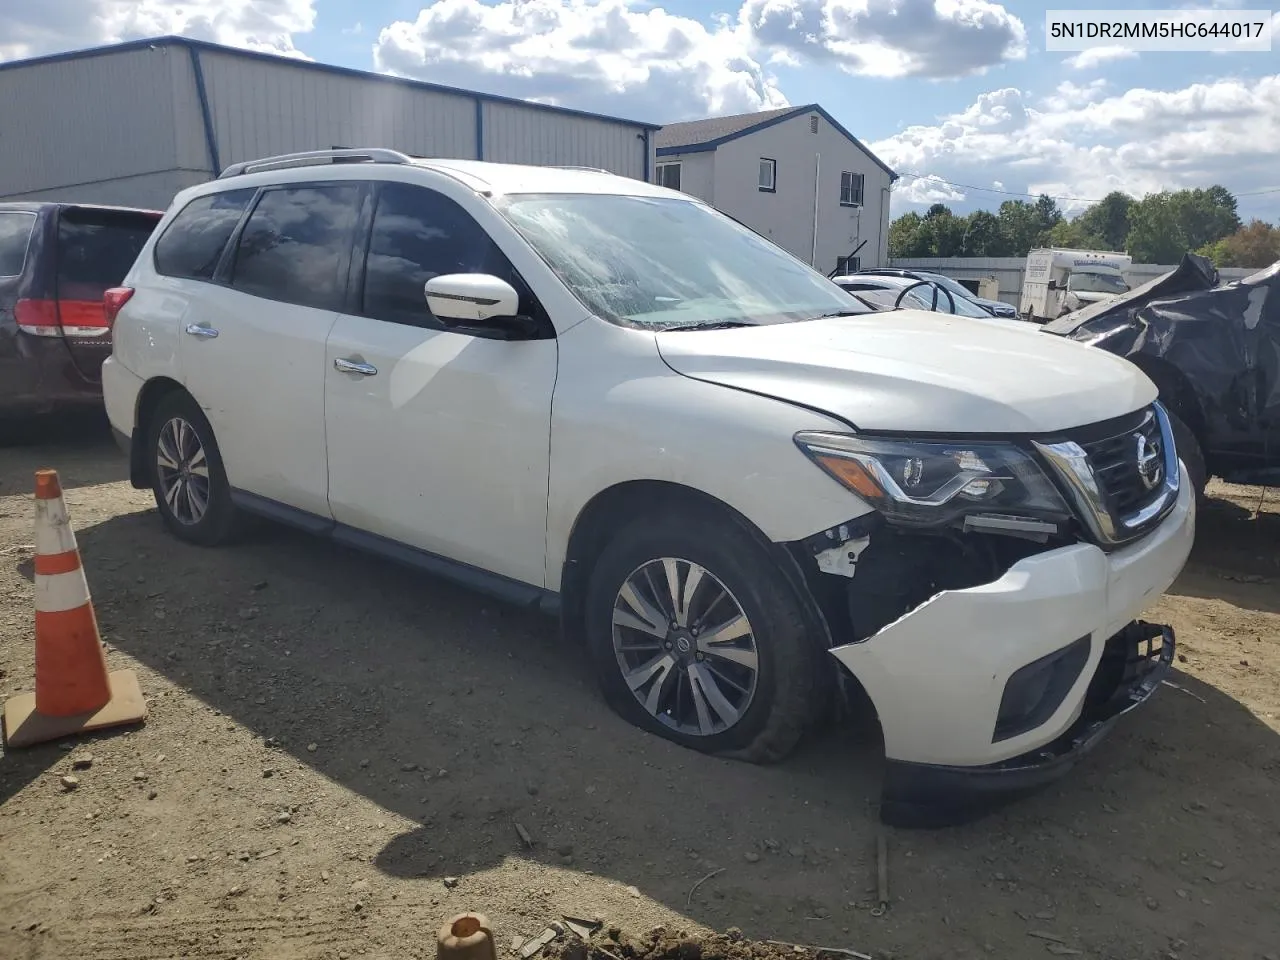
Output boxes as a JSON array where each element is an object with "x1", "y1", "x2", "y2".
[{"x1": 424, "y1": 273, "x2": 520, "y2": 324}]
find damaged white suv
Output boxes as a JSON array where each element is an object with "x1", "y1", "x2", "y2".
[{"x1": 102, "y1": 149, "x2": 1195, "y2": 825}]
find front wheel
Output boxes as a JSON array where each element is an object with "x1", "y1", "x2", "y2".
[
  {"x1": 146, "y1": 391, "x2": 242, "y2": 546},
  {"x1": 584, "y1": 511, "x2": 819, "y2": 763},
  {"x1": 1167, "y1": 409, "x2": 1207, "y2": 503}
]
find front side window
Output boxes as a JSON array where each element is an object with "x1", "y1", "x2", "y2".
[
  {"x1": 230, "y1": 184, "x2": 362, "y2": 311},
  {"x1": 154, "y1": 189, "x2": 255, "y2": 281},
  {"x1": 363, "y1": 181, "x2": 534, "y2": 328},
  {"x1": 656, "y1": 163, "x2": 681, "y2": 191},
  {"x1": 840, "y1": 171, "x2": 864, "y2": 206},
  {"x1": 0, "y1": 212, "x2": 36, "y2": 277},
  {"x1": 758, "y1": 158, "x2": 776, "y2": 192},
  {"x1": 495, "y1": 193, "x2": 873, "y2": 329}
]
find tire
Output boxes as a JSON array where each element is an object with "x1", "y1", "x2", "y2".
[
  {"x1": 584, "y1": 510, "x2": 818, "y2": 763},
  {"x1": 1167, "y1": 409, "x2": 1207, "y2": 503},
  {"x1": 145, "y1": 391, "x2": 242, "y2": 546}
]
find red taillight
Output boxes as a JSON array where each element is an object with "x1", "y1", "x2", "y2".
[
  {"x1": 14, "y1": 299, "x2": 60, "y2": 337},
  {"x1": 103, "y1": 287, "x2": 135, "y2": 326},
  {"x1": 14, "y1": 297, "x2": 112, "y2": 338}
]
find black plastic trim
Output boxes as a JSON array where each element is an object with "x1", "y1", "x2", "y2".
[
  {"x1": 228, "y1": 488, "x2": 558, "y2": 611},
  {"x1": 993, "y1": 634, "x2": 1091, "y2": 742}
]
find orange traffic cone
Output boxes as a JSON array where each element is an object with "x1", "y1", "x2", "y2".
[{"x1": 2, "y1": 469, "x2": 146, "y2": 748}]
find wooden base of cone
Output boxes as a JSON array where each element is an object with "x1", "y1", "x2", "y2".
[{"x1": 2, "y1": 669, "x2": 147, "y2": 748}]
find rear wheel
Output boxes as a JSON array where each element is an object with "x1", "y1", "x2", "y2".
[
  {"x1": 146, "y1": 391, "x2": 242, "y2": 545},
  {"x1": 584, "y1": 511, "x2": 818, "y2": 763}
]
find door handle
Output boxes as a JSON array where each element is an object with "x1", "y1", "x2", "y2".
[
  {"x1": 185, "y1": 323, "x2": 219, "y2": 339},
  {"x1": 334, "y1": 357, "x2": 377, "y2": 376}
]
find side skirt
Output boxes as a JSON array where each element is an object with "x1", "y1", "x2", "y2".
[{"x1": 229, "y1": 489, "x2": 562, "y2": 615}]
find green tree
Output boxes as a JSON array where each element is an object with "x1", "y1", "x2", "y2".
[
  {"x1": 1075, "y1": 191, "x2": 1134, "y2": 250},
  {"x1": 996, "y1": 200, "x2": 1043, "y2": 257},
  {"x1": 1046, "y1": 218, "x2": 1103, "y2": 249},
  {"x1": 1181, "y1": 186, "x2": 1242, "y2": 250},
  {"x1": 927, "y1": 209, "x2": 967, "y2": 256},
  {"x1": 889, "y1": 206, "x2": 969, "y2": 257},
  {"x1": 1196, "y1": 220, "x2": 1280, "y2": 269},
  {"x1": 960, "y1": 210, "x2": 1003, "y2": 256},
  {"x1": 1125, "y1": 193, "x2": 1185, "y2": 262},
  {"x1": 1034, "y1": 194, "x2": 1064, "y2": 236},
  {"x1": 1126, "y1": 186, "x2": 1242, "y2": 262},
  {"x1": 888, "y1": 212, "x2": 932, "y2": 258}
]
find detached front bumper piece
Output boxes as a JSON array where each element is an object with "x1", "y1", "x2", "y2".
[{"x1": 880, "y1": 620, "x2": 1175, "y2": 827}]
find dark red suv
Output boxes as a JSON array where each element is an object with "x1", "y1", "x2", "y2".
[{"x1": 0, "y1": 202, "x2": 162, "y2": 434}]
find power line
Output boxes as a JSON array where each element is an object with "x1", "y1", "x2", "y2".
[
  {"x1": 896, "y1": 170, "x2": 1280, "y2": 203},
  {"x1": 896, "y1": 172, "x2": 1102, "y2": 203}
]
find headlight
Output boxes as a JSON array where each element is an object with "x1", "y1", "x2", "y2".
[{"x1": 794, "y1": 432, "x2": 1070, "y2": 528}]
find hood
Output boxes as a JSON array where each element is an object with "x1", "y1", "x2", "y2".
[
  {"x1": 1070, "y1": 291, "x2": 1117, "y2": 305},
  {"x1": 656, "y1": 310, "x2": 1156, "y2": 434},
  {"x1": 976, "y1": 297, "x2": 1017, "y2": 316},
  {"x1": 1045, "y1": 253, "x2": 1219, "y2": 339}
]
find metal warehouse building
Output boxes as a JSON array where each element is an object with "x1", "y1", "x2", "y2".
[{"x1": 0, "y1": 36, "x2": 661, "y2": 210}]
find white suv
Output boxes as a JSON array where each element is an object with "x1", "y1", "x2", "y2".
[{"x1": 102, "y1": 149, "x2": 1195, "y2": 826}]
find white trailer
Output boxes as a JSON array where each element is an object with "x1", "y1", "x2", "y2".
[{"x1": 1020, "y1": 248, "x2": 1133, "y2": 322}]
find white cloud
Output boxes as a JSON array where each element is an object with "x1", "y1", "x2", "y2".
[
  {"x1": 895, "y1": 174, "x2": 967, "y2": 204},
  {"x1": 0, "y1": 0, "x2": 315, "y2": 63},
  {"x1": 374, "y1": 0, "x2": 788, "y2": 121},
  {"x1": 873, "y1": 75, "x2": 1280, "y2": 220},
  {"x1": 743, "y1": 0, "x2": 1028, "y2": 79},
  {"x1": 373, "y1": 0, "x2": 1029, "y2": 120},
  {"x1": 1063, "y1": 46, "x2": 1138, "y2": 71},
  {"x1": 1041, "y1": 79, "x2": 1108, "y2": 111}
]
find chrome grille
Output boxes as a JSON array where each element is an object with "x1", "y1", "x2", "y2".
[
  {"x1": 1079, "y1": 412, "x2": 1165, "y2": 518},
  {"x1": 1034, "y1": 403, "x2": 1180, "y2": 548}
]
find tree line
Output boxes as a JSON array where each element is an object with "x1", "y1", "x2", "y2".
[{"x1": 888, "y1": 186, "x2": 1280, "y2": 269}]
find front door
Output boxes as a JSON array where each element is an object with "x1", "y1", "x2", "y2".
[{"x1": 323, "y1": 181, "x2": 557, "y2": 587}]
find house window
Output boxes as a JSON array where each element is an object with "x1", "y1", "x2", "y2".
[
  {"x1": 810, "y1": 116, "x2": 819, "y2": 134},
  {"x1": 758, "y1": 158, "x2": 776, "y2": 192},
  {"x1": 656, "y1": 162, "x2": 681, "y2": 191},
  {"x1": 836, "y1": 255, "x2": 861, "y2": 274},
  {"x1": 840, "y1": 171, "x2": 864, "y2": 207}
]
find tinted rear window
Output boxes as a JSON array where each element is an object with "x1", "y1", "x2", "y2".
[
  {"x1": 0, "y1": 211, "x2": 37, "y2": 277},
  {"x1": 58, "y1": 211, "x2": 159, "y2": 301},
  {"x1": 154, "y1": 189, "x2": 256, "y2": 281}
]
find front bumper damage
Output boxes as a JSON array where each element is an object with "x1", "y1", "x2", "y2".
[
  {"x1": 880, "y1": 621, "x2": 1174, "y2": 827},
  {"x1": 827, "y1": 463, "x2": 1195, "y2": 827}
]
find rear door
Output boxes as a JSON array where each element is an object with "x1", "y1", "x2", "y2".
[
  {"x1": 178, "y1": 181, "x2": 365, "y2": 515},
  {"x1": 53, "y1": 206, "x2": 161, "y2": 381}
]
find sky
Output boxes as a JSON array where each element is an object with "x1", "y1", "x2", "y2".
[{"x1": 2, "y1": 0, "x2": 1278, "y2": 222}]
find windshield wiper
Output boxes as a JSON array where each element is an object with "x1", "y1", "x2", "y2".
[
  {"x1": 808, "y1": 310, "x2": 867, "y2": 321},
  {"x1": 657, "y1": 320, "x2": 756, "y2": 332}
]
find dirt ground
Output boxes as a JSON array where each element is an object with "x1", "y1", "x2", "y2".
[{"x1": 1, "y1": 422, "x2": 1278, "y2": 960}]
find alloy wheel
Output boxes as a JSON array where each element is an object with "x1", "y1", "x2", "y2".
[
  {"x1": 156, "y1": 416, "x2": 211, "y2": 526},
  {"x1": 611, "y1": 557, "x2": 759, "y2": 737}
]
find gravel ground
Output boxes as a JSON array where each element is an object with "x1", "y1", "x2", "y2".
[{"x1": 1, "y1": 422, "x2": 1278, "y2": 960}]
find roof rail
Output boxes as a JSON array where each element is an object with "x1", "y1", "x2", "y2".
[
  {"x1": 549, "y1": 165, "x2": 611, "y2": 174},
  {"x1": 218, "y1": 148, "x2": 413, "y2": 179}
]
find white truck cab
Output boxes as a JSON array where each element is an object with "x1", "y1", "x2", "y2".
[
  {"x1": 1021, "y1": 248, "x2": 1132, "y2": 322},
  {"x1": 101, "y1": 149, "x2": 1194, "y2": 827}
]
